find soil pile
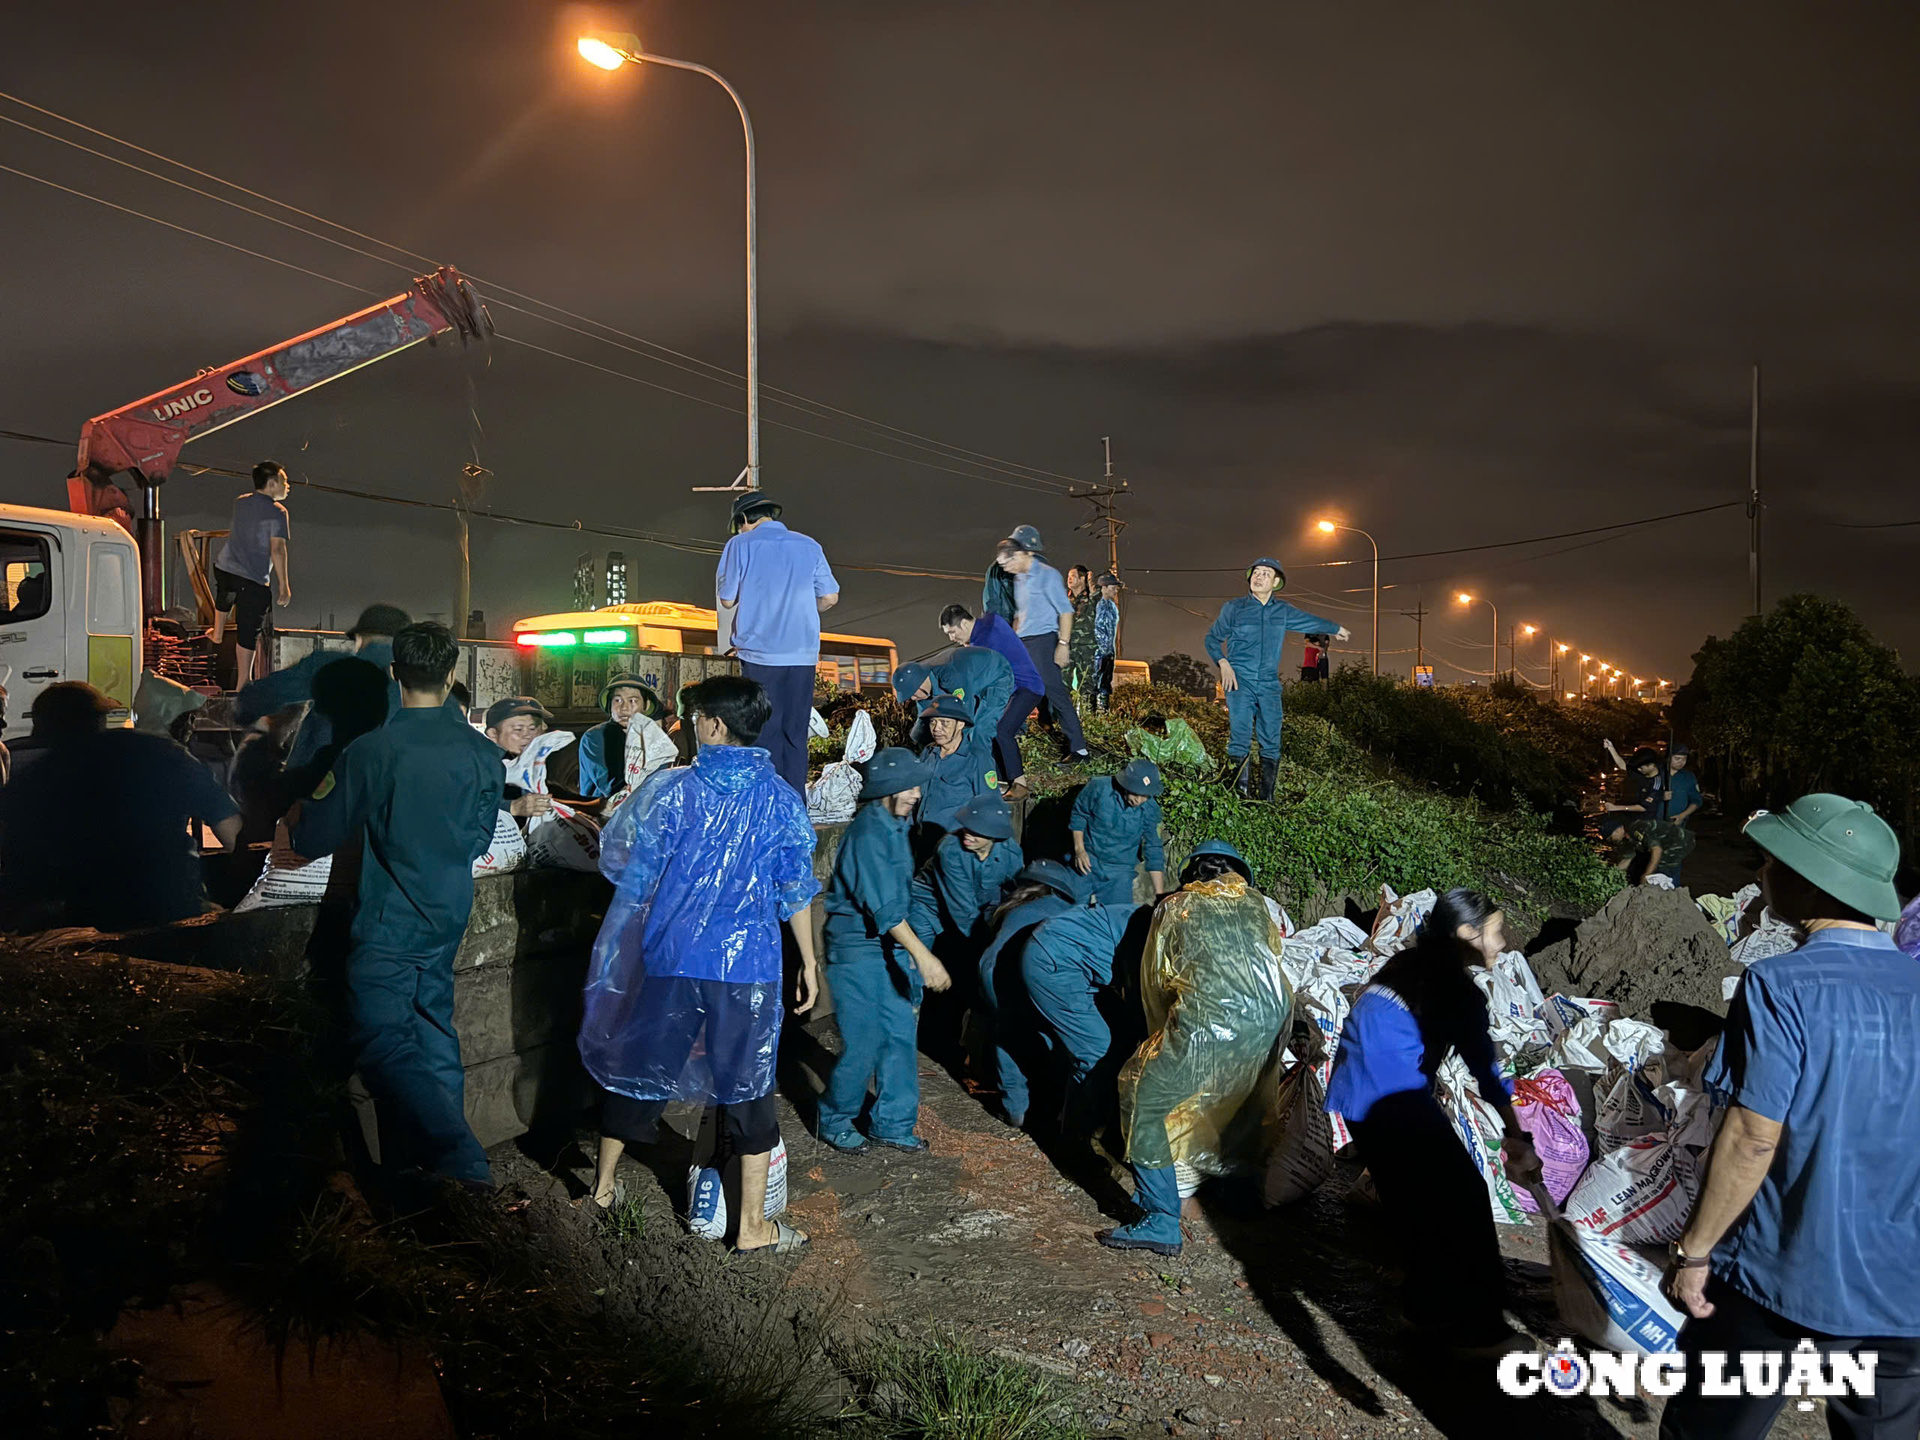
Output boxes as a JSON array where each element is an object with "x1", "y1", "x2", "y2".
[{"x1": 1528, "y1": 883, "x2": 1741, "y2": 1016}]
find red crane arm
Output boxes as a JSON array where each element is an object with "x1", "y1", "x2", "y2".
[{"x1": 75, "y1": 265, "x2": 490, "y2": 487}]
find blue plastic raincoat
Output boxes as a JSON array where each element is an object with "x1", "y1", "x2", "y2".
[{"x1": 578, "y1": 743, "x2": 820, "y2": 1105}]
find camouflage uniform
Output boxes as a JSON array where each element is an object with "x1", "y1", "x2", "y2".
[{"x1": 1068, "y1": 590, "x2": 1100, "y2": 701}]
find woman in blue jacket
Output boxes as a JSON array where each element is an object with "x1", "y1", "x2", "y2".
[{"x1": 1324, "y1": 889, "x2": 1542, "y2": 1357}]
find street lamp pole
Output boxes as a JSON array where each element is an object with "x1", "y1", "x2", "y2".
[
  {"x1": 580, "y1": 35, "x2": 759, "y2": 491},
  {"x1": 1316, "y1": 520, "x2": 1379, "y2": 674},
  {"x1": 1456, "y1": 592, "x2": 1497, "y2": 684}
]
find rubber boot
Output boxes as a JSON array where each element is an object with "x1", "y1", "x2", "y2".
[
  {"x1": 1226, "y1": 753, "x2": 1252, "y2": 797},
  {"x1": 1096, "y1": 1162, "x2": 1183, "y2": 1256},
  {"x1": 1259, "y1": 757, "x2": 1279, "y2": 801}
]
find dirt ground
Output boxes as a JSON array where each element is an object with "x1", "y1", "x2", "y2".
[{"x1": 526, "y1": 994, "x2": 1828, "y2": 1440}]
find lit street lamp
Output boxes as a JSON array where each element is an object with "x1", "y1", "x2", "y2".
[
  {"x1": 1315, "y1": 519, "x2": 1379, "y2": 674},
  {"x1": 579, "y1": 33, "x2": 761, "y2": 492},
  {"x1": 1456, "y1": 591, "x2": 1498, "y2": 683}
]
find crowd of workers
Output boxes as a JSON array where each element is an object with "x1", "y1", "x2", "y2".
[{"x1": 0, "y1": 477, "x2": 1915, "y2": 1437}]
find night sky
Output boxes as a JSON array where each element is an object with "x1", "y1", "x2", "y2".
[{"x1": 3, "y1": 1, "x2": 1915, "y2": 684}]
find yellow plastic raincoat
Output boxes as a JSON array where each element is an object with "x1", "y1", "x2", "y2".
[{"x1": 1118, "y1": 874, "x2": 1293, "y2": 1173}]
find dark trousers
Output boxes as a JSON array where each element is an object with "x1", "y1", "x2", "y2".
[
  {"x1": 1350, "y1": 1089, "x2": 1508, "y2": 1344},
  {"x1": 996, "y1": 686, "x2": 1043, "y2": 783},
  {"x1": 348, "y1": 933, "x2": 491, "y2": 1186},
  {"x1": 600, "y1": 1091, "x2": 781, "y2": 1157},
  {"x1": 1020, "y1": 636, "x2": 1088, "y2": 754},
  {"x1": 741, "y1": 661, "x2": 815, "y2": 796},
  {"x1": 1660, "y1": 1279, "x2": 1920, "y2": 1440},
  {"x1": 1095, "y1": 653, "x2": 1115, "y2": 712}
]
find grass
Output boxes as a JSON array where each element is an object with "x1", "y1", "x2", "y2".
[{"x1": 850, "y1": 1331, "x2": 1090, "y2": 1440}]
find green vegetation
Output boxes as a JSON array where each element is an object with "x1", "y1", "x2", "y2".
[
  {"x1": 849, "y1": 1331, "x2": 1089, "y2": 1440},
  {"x1": 1678, "y1": 595, "x2": 1919, "y2": 843}
]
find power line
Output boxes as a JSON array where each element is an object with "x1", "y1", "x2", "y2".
[{"x1": 0, "y1": 88, "x2": 1080, "y2": 493}]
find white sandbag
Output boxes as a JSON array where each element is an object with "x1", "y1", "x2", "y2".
[
  {"x1": 1730, "y1": 909, "x2": 1799, "y2": 968},
  {"x1": 1643, "y1": 872, "x2": 1676, "y2": 890},
  {"x1": 1290, "y1": 915, "x2": 1370, "y2": 951},
  {"x1": 618, "y1": 712, "x2": 678, "y2": 795},
  {"x1": 807, "y1": 709, "x2": 876, "y2": 826},
  {"x1": 1601, "y1": 1017, "x2": 1666, "y2": 1071},
  {"x1": 1472, "y1": 951, "x2": 1551, "y2": 1060},
  {"x1": 503, "y1": 729, "x2": 575, "y2": 793},
  {"x1": 1565, "y1": 1130, "x2": 1702, "y2": 1245},
  {"x1": 1262, "y1": 895, "x2": 1296, "y2": 940},
  {"x1": 526, "y1": 806, "x2": 602, "y2": 872},
  {"x1": 471, "y1": 809, "x2": 527, "y2": 877},
  {"x1": 684, "y1": 1137, "x2": 788, "y2": 1241},
  {"x1": 1548, "y1": 1016, "x2": 1614, "y2": 1072},
  {"x1": 1366, "y1": 885, "x2": 1437, "y2": 957},
  {"x1": 1544, "y1": 993, "x2": 1621, "y2": 1037},
  {"x1": 1294, "y1": 968, "x2": 1359, "y2": 1150},
  {"x1": 1531, "y1": 1184, "x2": 1684, "y2": 1356},
  {"x1": 1261, "y1": 1061, "x2": 1335, "y2": 1207},
  {"x1": 1435, "y1": 1055, "x2": 1530, "y2": 1226},
  {"x1": 233, "y1": 835, "x2": 333, "y2": 912}
]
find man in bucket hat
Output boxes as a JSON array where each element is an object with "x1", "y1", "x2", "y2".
[
  {"x1": 1203, "y1": 558, "x2": 1348, "y2": 798},
  {"x1": 1069, "y1": 757, "x2": 1169, "y2": 907},
  {"x1": 1659, "y1": 795, "x2": 1920, "y2": 1440},
  {"x1": 716, "y1": 491, "x2": 839, "y2": 796},
  {"x1": 577, "y1": 675, "x2": 674, "y2": 800},
  {"x1": 816, "y1": 747, "x2": 949, "y2": 1153}
]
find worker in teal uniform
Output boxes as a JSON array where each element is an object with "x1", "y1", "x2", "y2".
[
  {"x1": 915, "y1": 694, "x2": 996, "y2": 837},
  {"x1": 1069, "y1": 757, "x2": 1169, "y2": 907},
  {"x1": 817, "y1": 747, "x2": 951, "y2": 1153},
  {"x1": 1022, "y1": 898, "x2": 1152, "y2": 1140},
  {"x1": 894, "y1": 645, "x2": 1016, "y2": 778},
  {"x1": 1203, "y1": 558, "x2": 1349, "y2": 798},
  {"x1": 907, "y1": 790, "x2": 1025, "y2": 951},
  {"x1": 975, "y1": 859, "x2": 1087, "y2": 1128},
  {"x1": 288, "y1": 622, "x2": 503, "y2": 1196}
]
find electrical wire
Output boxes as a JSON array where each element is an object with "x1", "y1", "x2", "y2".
[{"x1": 0, "y1": 88, "x2": 1081, "y2": 492}]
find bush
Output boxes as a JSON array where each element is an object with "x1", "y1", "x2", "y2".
[{"x1": 1147, "y1": 652, "x2": 1217, "y2": 698}]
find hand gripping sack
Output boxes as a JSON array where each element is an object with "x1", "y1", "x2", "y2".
[{"x1": 1530, "y1": 1183, "x2": 1684, "y2": 1356}]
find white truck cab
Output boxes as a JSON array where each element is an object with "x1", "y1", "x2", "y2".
[{"x1": 0, "y1": 504, "x2": 142, "y2": 739}]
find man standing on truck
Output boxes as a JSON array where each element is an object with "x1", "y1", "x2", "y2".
[
  {"x1": 716, "y1": 493, "x2": 839, "y2": 797},
  {"x1": 210, "y1": 461, "x2": 293, "y2": 686}
]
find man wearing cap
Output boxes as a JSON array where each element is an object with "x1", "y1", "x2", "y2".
[
  {"x1": 716, "y1": 493, "x2": 839, "y2": 796},
  {"x1": 1092, "y1": 573, "x2": 1122, "y2": 713},
  {"x1": 1069, "y1": 757, "x2": 1169, "y2": 908},
  {"x1": 235, "y1": 602, "x2": 411, "y2": 781},
  {"x1": 0, "y1": 682, "x2": 240, "y2": 931},
  {"x1": 996, "y1": 526, "x2": 1091, "y2": 763},
  {"x1": 914, "y1": 694, "x2": 996, "y2": 838},
  {"x1": 817, "y1": 747, "x2": 950, "y2": 1152},
  {"x1": 577, "y1": 675, "x2": 676, "y2": 801},
  {"x1": 907, "y1": 790, "x2": 1024, "y2": 954},
  {"x1": 1659, "y1": 795, "x2": 1920, "y2": 1440},
  {"x1": 940, "y1": 605, "x2": 1047, "y2": 801},
  {"x1": 976, "y1": 860, "x2": 1089, "y2": 1128},
  {"x1": 1204, "y1": 560, "x2": 1349, "y2": 798}
]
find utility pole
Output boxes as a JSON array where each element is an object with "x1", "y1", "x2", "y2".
[
  {"x1": 1074, "y1": 437, "x2": 1132, "y2": 653},
  {"x1": 1401, "y1": 603, "x2": 1427, "y2": 679},
  {"x1": 1748, "y1": 363, "x2": 1763, "y2": 618}
]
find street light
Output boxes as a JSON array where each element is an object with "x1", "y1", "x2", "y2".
[
  {"x1": 1315, "y1": 518, "x2": 1379, "y2": 675},
  {"x1": 578, "y1": 32, "x2": 761, "y2": 492},
  {"x1": 1456, "y1": 591, "x2": 1498, "y2": 683}
]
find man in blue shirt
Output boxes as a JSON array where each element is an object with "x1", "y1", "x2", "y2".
[
  {"x1": 995, "y1": 525, "x2": 1089, "y2": 765},
  {"x1": 1093, "y1": 573, "x2": 1122, "y2": 713},
  {"x1": 1663, "y1": 744, "x2": 1703, "y2": 827},
  {"x1": 1660, "y1": 794, "x2": 1920, "y2": 1440},
  {"x1": 211, "y1": 460, "x2": 293, "y2": 686},
  {"x1": 1069, "y1": 758, "x2": 1168, "y2": 907},
  {"x1": 1204, "y1": 558, "x2": 1347, "y2": 798},
  {"x1": 940, "y1": 604, "x2": 1047, "y2": 801},
  {"x1": 715, "y1": 493, "x2": 839, "y2": 795},
  {"x1": 289, "y1": 623, "x2": 505, "y2": 1196}
]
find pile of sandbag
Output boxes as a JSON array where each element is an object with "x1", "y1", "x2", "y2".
[
  {"x1": 235, "y1": 811, "x2": 526, "y2": 912},
  {"x1": 506, "y1": 732, "x2": 602, "y2": 872},
  {"x1": 807, "y1": 710, "x2": 875, "y2": 826}
]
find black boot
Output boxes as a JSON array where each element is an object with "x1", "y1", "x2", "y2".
[
  {"x1": 1227, "y1": 754, "x2": 1252, "y2": 795},
  {"x1": 1259, "y1": 757, "x2": 1279, "y2": 801}
]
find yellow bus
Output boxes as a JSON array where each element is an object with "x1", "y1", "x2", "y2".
[{"x1": 511, "y1": 601, "x2": 901, "y2": 716}]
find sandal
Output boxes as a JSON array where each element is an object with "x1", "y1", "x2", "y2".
[{"x1": 734, "y1": 1218, "x2": 810, "y2": 1256}]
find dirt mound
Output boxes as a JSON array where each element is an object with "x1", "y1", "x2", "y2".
[{"x1": 1527, "y1": 883, "x2": 1740, "y2": 1017}]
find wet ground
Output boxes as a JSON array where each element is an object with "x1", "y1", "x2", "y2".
[{"x1": 520, "y1": 998, "x2": 1825, "y2": 1440}]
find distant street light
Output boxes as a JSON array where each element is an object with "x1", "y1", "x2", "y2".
[
  {"x1": 578, "y1": 32, "x2": 762, "y2": 492},
  {"x1": 1456, "y1": 591, "x2": 1498, "y2": 682},
  {"x1": 1315, "y1": 518, "x2": 1379, "y2": 674}
]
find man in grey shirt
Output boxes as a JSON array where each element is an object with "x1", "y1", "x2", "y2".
[{"x1": 211, "y1": 461, "x2": 292, "y2": 685}]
